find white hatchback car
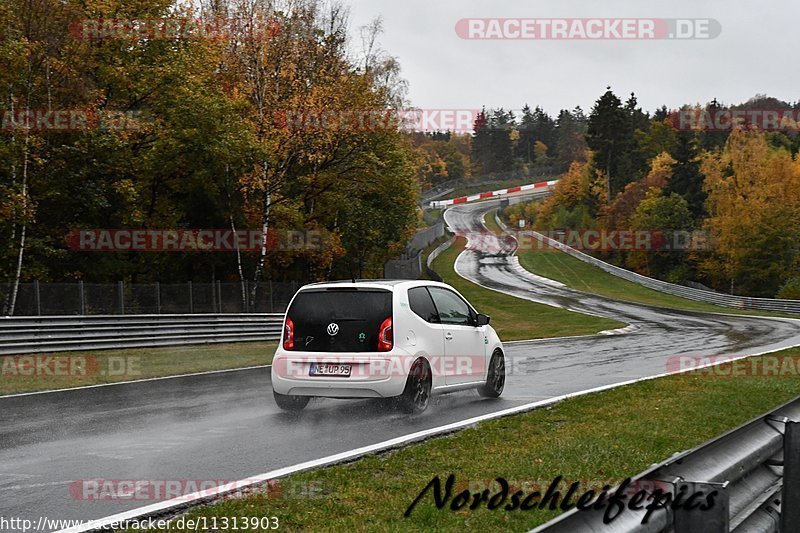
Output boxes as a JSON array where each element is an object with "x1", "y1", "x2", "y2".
[{"x1": 271, "y1": 280, "x2": 505, "y2": 413}]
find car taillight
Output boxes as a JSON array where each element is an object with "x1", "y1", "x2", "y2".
[
  {"x1": 377, "y1": 317, "x2": 393, "y2": 352},
  {"x1": 283, "y1": 317, "x2": 294, "y2": 350}
]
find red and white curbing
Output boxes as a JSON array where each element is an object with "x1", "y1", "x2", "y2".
[{"x1": 429, "y1": 179, "x2": 559, "y2": 208}]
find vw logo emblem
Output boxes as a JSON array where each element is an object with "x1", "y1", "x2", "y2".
[{"x1": 327, "y1": 323, "x2": 340, "y2": 336}]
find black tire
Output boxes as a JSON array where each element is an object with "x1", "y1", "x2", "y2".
[
  {"x1": 399, "y1": 359, "x2": 432, "y2": 414},
  {"x1": 479, "y1": 350, "x2": 505, "y2": 398},
  {"x1": 273, "y1": 390, "x2": 310, "y2": 411}
]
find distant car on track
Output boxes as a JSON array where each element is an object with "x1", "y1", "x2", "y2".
[{"x1": 271, "y1": 280, "x2": 505, "y2": 413}]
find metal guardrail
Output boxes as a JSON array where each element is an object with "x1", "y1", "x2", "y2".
[
  {"x1": 0, "y1": 314, "x2": 283, "y2": 355},
  {"x1": 528, "y1": 229, "x2": 800, "y2": 315},
  {"x1": 385, "y1": 223, "x2": 447, "y2": 280},
  {"x1": 425, "y1": 233, "x2": 456, "y2": 282},
  {"x1": 492, "y1": 214, "x2": 800, "y2": 315},
  {"x1": 534, "y1": 395, "x2": 800, "y2": 533}
]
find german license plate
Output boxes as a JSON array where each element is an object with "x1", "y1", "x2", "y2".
[{"x1": 309, "y1": 363, "x2": 352, "y2": 377}]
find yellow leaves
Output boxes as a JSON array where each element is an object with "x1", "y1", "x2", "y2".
[
  {"x1": 702, "y1": 130, "x2": 797, "y2": 229},
  {"x1": 112, "y1": 179, "x2": 143, "y2": 224},
  {"x1": 0, "y1": 190, "x2": 36, "y2": 224},
  {"x1": 700, "y1": 130, "x2": 800, "y2": 292},
  {"x1": 536, "y1": 160, "x2": 595, "y2": 227},
  {"x1": 554, "y1": 160, "x2": 592, "y2": 206},
  {"x1": 607, "y1": 151, "x2": 675, "y2": 229},
  {"x1": 533, "y1": 140, "x2": 548, "y2": 160},
  {"x1": 649, "y1": 151, "x2": 676, "y2": 178}
]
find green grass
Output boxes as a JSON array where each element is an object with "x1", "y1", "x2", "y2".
[
  {"x1": 482, "y1": 210, "x2": 504, "y2": 234},
  {"x1": 431, "y1": 236, "x2": 625, "y2": 340},
  {"x1": 515, "y1": 240, "x2": 787, "y2": 316},
  {"x1": 135, "y1": 348, "x2": 800, "y2": 532},
  {"x1": 423, "y1": 208, "x2": 443, "y2": 226},
  {"x1": 0, "y1": 341, "x2": 277, "y2": 395},
  {"x1": 486, "y1": 209, "x2": 794, "y2": 318}
]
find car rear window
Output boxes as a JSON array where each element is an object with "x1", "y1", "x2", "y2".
[{"x1": 286, "y1": 288, "x2": 392, "y2": 352}]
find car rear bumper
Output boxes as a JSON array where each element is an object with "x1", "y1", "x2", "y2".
[{"x1": 271, "y1": 352, "x2": 414, "y2": 398}]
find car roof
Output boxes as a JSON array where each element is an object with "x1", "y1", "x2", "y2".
[{"x1": 299, "y1": 279, "x2": 450, "y2": 291}]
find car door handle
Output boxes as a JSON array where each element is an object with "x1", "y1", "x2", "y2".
[{"x1": 445, "y1": 333, "x2": 453, "y2": 341}]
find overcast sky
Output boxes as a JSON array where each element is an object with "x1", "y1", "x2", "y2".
[{"x1": 346, "y1": 0, "x2": 798, "y2": 115}]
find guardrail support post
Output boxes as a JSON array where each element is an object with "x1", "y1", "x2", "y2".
[
  {"x1": 781, "y1": 421, "x2": 800, "y2": 532},
  {"x1": 33, "y1": 280, "x2": 41, "y2": 316},
  {"x1": 211, "y1": 280, "x2": 216, "y2": 314},
  {"x1": 673, "y1": 481, "x2": 729, "y2": 533},
  {"x1": 188, "y1": 281, "x2": 193, "y2": 313},
  {"x1": 79, "y1": 281, "x2": 85, "y2": 315},
  {"x1": 155, "y1": 282, "x2": 161, "y2": 314},
  {"x1": 117, "y1": 281, "x2": 124, "y2": 315},
  {"x1": 269, "y1": 280, "x2": 274, "y2": 313},
  {"x1": 217, "y1": 280, "x2": 222, "y2": 313}
]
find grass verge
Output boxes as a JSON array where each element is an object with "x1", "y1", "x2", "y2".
[
  {"x1": 488, "y1": 209, "x2": 794, "y2": 318},
  {"x1": 431, "y1": 236, "x2": 625, "y2": 340},
  {"x1": 133, "y1": 348, "x2": 800, "y2": 532},
  {"x1": 516, "y1": 243, "x2": 789, "y2": 316},
  {"x1": 0, "y1": 341, "x2": 277, "y2": 396}
]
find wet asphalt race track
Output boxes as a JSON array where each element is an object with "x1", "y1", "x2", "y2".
[{"x1": 3, "y1": 199, "x2": 800, "y2": 530}]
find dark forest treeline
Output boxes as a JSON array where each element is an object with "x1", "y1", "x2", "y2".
[
  {"x1": 3, "y1": 0, "x2": 799, "y2": 309},
  {"x1": 0, "y1": 0, "x2": 421, "y2": 314},
  {"x1": 494, "y1": 90, "x2": 800, "y2": 298}
]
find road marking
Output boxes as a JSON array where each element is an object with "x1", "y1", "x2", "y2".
[
  {"x1": 0, "y1": 365, "x2": 272, "y2": 399},
  {"x1": 0, "y1": 480, "x2": 77, "y2": 491}
]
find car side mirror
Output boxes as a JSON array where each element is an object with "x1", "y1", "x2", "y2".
[{"x1": 476, "y1": 313, "x2": 490, "y2": 326}]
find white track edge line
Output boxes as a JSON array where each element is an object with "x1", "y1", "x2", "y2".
[{"x1": 0, "y1": 364, "x2": 273, "y2": 399}]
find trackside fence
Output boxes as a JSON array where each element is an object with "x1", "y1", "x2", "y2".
[
  {"x1": 385, "y1": 223, "x2": 446, "y2": 280},
  {"x1": 1, "y1": 280, "x2": 300, "y2": 316},
  {"x1": 534, "y1": 395, "x2": 800, "y2": 533}
]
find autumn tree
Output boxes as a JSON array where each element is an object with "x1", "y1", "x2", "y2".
[
  {"x1": 607, "y1": 152, "x2": 675, "y2": 229},
  {"x1": 587, "y1": 88, "x2": 630, "y2": 199},
  {"x1": 626, "y1": 189, "x2": 694, "y2": 281},
  {"x1": 554, "y1": 106, "x2": 588, "y2": 171},
  {"x1": 701, "y1": 130, "x2": 800, "y2": 296}
]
